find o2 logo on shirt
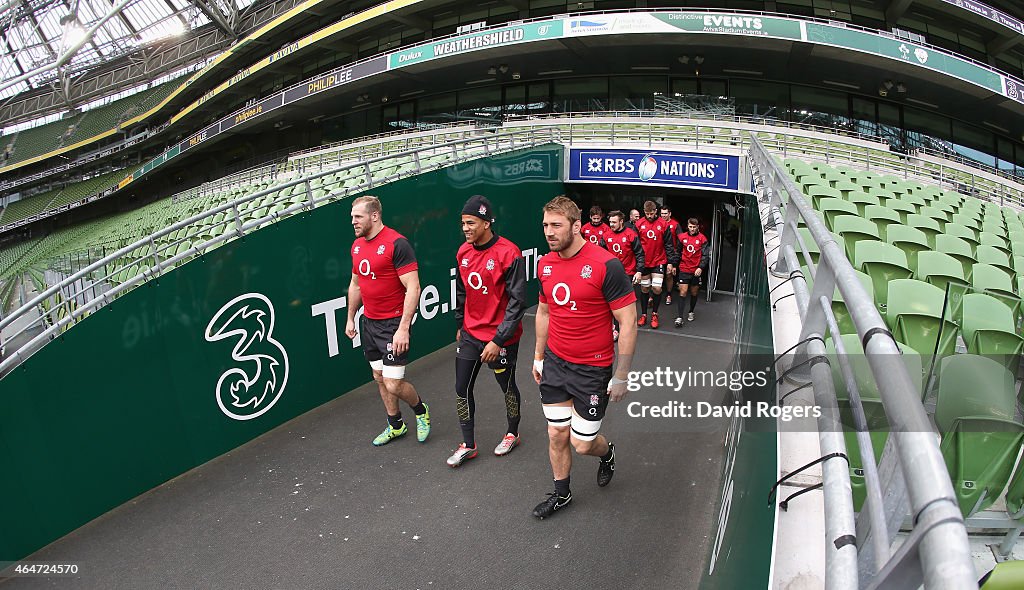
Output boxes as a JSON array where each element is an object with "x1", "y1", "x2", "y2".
[
  {"x1": 588, "y1": 235, "x2": 600, "y2": 244},
  {"x1": 685, "y1": 243, "x2": 697, "y2": 253},
  {"x1": 467, "y1": 271, "x2": 489, "y2": 294},
  {"x1": 645, "y1": 229, "x2": 657, "y2": 240},
  {"x1": 552, "y1": 282, "x2": 578, "y2": 311},
  {"x1": 358, "y1": 259, "x2": 376, "y2": 279},
  {"x1": 611, "y1": 242, "x2": 622, "y2": 254}
]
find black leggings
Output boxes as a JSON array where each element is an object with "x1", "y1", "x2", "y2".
[{"x1": 455, "y1": 357, "x2": 521, "y2": 447}]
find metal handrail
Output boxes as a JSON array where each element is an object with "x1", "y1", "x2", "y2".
[
  {"x1": 750, "y1": 134, "x2": 976, "y2": 588},
  {"x1": 0, "y1": 127, "x2": 557, "y2": 375}
]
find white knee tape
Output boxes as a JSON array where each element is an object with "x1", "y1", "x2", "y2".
[
  {"x1": 382, "y1": 364, "x2": 406, "y2": 379},
  {"x1": 570, "y1": 411, "x2": 601, "y2": 441},
  {"x1": 651, "y1": 274, "x2": 664, "y2": 288},
  {"x1": 369, "y1": 360, "x2": 384, "y2": 371},
  {"x1": 640, "y1": 278, "x2": 651, "y2": 287},
  {"x1": 543, "y1": 404, "x2": 572, "y2": 426}
]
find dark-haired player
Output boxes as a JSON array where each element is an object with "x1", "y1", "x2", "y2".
[
  {"x1": 448, "y1": 195, "x2": 527, "y2": 467},
  {"x1": 668, "y1": 218, "x2": 710, "y2": 326},
  {"x1": 580, "y1": 205, "x2": 611, "y2": 247},
  {"x1": 660, "y1": 205, "x2": 680, "y2": 306}
]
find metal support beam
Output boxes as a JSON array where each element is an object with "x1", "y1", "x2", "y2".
[
  {"x1": 189, "y1": 0, "x2": 236, "y2": 37},
  {"x1": 0, "y1": 0, "x2": 135, "y2": 94}
]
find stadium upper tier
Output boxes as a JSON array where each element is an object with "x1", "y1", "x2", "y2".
[
  {"x1": 0, "y1": 81, "x2": 178, "y2": 169},
  {"x1": 4, "y1": 2, "x2": 1024, "y2": 187}
]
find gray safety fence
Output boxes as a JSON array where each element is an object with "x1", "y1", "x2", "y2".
[{"x1": 749, "y1": 134, "x2": 976, "y2": 589}]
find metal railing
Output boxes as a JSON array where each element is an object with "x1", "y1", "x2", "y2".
[
  {"x1": 750, "y1": 134, "x2": 976, "y2": 588},
  {"x1": 0, "y1": 127, "x2": 557, "y2": 376}
]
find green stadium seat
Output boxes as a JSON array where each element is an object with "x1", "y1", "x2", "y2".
[
  {"x1": 935, "y1": 354, "x2": 1023, "y2": 517},
  {"x1": 980, "y1": 232, "x2": 1011, "y2": 256},
  {"x1": 817, "y1": 198, "x2": 859, "y2": 230},
  {"x1": 886, "y1": 224, "x2": 930, "y2": 272},
  {"x1": 864, "y1": 205, "x2": 901, "y2": 239},
  {"x1": 899, "y1": 193, "x2": 928, "y2": 210},
  {"x1": 960, "y1": 293, "x2": 1024, "y2": 369},
  {"x1": 919, "y1": 205, "x2": 951, "y2": 224},
  {"x1": 833, "y1": 180, "x2": 861, "y2": 199},
  {"x1": 971, "y1": 263, "x2": 1019, "y2": 300},
  {"x1": 847, "y1": 192, "x2": 881, "y2": 216},
  {"x1": 854, "y1": 241, "x2": 912, "y2": 310},
  {"x1": 831, "y1": 269, "x2": 874, "y2": 335},
  {"x1": 950, "y1": 213, "x2": 982, "y2": 232},
  {"x1": 934, "y1": 235, "x2": 978, "y2": 277},
  {"x1": 885, "y1": 199, "x2": 917, "y2": 223},
  {"x1": 834, "y1": 215, "x2": 881, "y2": 260},
  {"x1": 825, "y1": 334, "x2": 921, "y2": 510},
  {"x1": 886, "y1": 279, "x2": 959, "y2": 356},
  {"x1": 980, "y1": 560, "x2": 1024, "y2": 589},
  {"x1": 976, "y1": 245, "x2": 1015, "y2": 278},
  {"x1": 906, "y1": 214, "x2": 942, "y2": 248},
  {"x1": 943, "y1": 224, "x2": 979, "y2": 249},
  {"x1": 807, "y1": 185, "x2": 843, "y2": 208},
  {"x1": 916, "y1": 251, "x2": 967, "y2": 293}
]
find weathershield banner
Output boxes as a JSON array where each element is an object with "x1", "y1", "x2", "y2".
[
  {"x1": 387, "y1": 21, "x2": 563, "y2": 69},
  {"x1": 568, "y1": 148, "x2": 740, "y2": 191}
]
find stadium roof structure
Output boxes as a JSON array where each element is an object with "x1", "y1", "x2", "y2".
[{"x1": 0, "y1": 0, "x2": 259, "y2": 104}]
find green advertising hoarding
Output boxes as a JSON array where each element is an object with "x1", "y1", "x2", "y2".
[
  {"x1": 699, "y1": 194, "x2": 777, "y2": 590},
  {"x1": 805, "y1": 23, "x2": 1003, "y2": 92},
  {"x1": 655, "y1": 12, "x2": 802, "y2": 40},
  {"x1": 0, "y1": 146, "x2": 563, "y2": 562}
]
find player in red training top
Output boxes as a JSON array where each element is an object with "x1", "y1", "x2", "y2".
[
  {"x1": 531, "y1": 196, "x2": 637, "y2": 519},
  {"x1": 345, "y1": 195, "x2": 431, "y2": 447},
  {"x1": 659, "y1": 205, "x2": 680, "y2": 307},
  {"x1": 580, "y1": 205, "x2": 611, "y2": 247},
  {"x1": 668, "y1": 217, "x2": 710, "y2": 327},
  {"x1": 604, "y1": 210, "x2": 644, "y2": 341},
  {"x1": 447, "y1": 195, "x2": 528, "y2": 467},
  {"x1": 634, "y1": 200, "x2": 673, "y2": 329}
]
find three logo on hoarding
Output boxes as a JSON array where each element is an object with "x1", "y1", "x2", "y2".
[{"x1": 205, "y1": 293, "x2": 290, "y2": 421}]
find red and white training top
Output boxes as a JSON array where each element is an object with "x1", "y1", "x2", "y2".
[
  {"x1": 635, "y1": 216, "x2": 673, "y2": 267},
  {"x1": 670, "y1": 228, "x2": 710, "y2": 275},
  {"x1": 603, "y1": 226, "x2": 645, "y2": 275},
  {"x1": 351, "y1": 226, "x2": 417, "y2": 320},
  {"x1": 538, "y1": 242, "x2": 636, "y2": 366},
  {"x1": 581, "y1": 222, "x2": 611, "y2": 247},
  {"x1": 455, "y1": 235, "x2": 526, "y2": 346}
]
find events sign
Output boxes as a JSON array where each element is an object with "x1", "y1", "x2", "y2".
[{"x1": 568, "y1": 148, "x2": 740, "y2": 191}]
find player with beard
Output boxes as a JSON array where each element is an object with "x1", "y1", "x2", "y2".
[
  {"x1": 668, "y1": 217, "x2": 710, "y2": 326},
  {"x1": 580, "y1": 205, "x2": 611, "y2": 247},
  {"x1": 447, "y1": 195, "x2": 527, "y2": 467},
  {"x1": 531, "y1": 196, "x2": 637, "y2": 519},
  {"x1": 345, "y1": 195, "x2": 431, "y2": 446},
  {"x1": 660, "y1": 205, "x2": 680, "y2": 306},
  {"x1": 604, "y1": 210, "x2": 644, "y2": 341},
  {"x1": 634, "y1": 200, "x2": 673, "y2": 329}
]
